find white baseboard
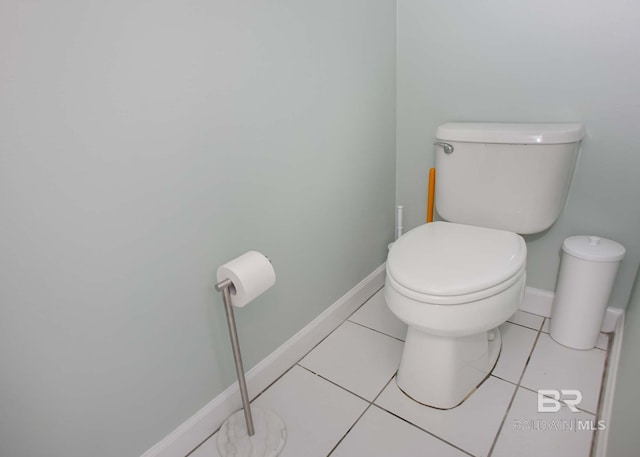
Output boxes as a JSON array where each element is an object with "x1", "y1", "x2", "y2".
[
  {"x1": 594, "y1": 308, "x2": 625, "y2": 457},
  {"x1": 520, "y1": 286, "x2": 623, "y2": 333},
  {"x1": 141, "y1": 264, "x2": 386, "y2": 457},
  {"x1": 520, "y1": 286, "x2": 554, "y2": 317},
  {"x1": 601, "y1": 307, "x2": 623, "y2": 334}
]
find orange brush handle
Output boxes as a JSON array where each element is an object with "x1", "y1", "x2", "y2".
[{"x1": 427, "y1": 168, "x2": 436, "y2": 223}]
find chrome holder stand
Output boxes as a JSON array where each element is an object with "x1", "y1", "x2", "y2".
[
  {"x1": 215, "y1": 278, "x2": 255, "y2": 436},
  {"x1": 215, "y1": 278, "x2": 286, "y2": 457}
]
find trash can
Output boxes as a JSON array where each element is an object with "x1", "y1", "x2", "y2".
[{"x1": 550, "y1": 235, "x2": 625, "y2": 350}]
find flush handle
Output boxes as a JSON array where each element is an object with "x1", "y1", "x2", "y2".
[{"x1": 434, "y1": 142, "x2": 454, "y2": 154}]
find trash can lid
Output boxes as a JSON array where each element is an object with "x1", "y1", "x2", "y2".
[{"x1": 562, "y1": 235, "x2": 626, "y2": 262}]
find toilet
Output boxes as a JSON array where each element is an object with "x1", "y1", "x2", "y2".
[{"x1": 385, "y1": 122, "x2": 584, "y2": 409}]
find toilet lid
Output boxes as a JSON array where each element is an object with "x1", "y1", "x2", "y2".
[{"x1": 387, "y1": 222, "x2": 526, "y2": 297}]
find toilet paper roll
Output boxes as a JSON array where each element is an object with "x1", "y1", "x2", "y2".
[{"x1": 216, "y1": 251, "x2": 276, "y2": 308}]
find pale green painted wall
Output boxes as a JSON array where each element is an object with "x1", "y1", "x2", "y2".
[
  {"x1": 608, "y1": 270, "x2": 640, "y2": 456},
  {"x1": 0, "y1": 1, "x2": 396, "y2": 456},
  {"x1": 397, "y1": 0, "x2": 640, "y2": 308},
  {"x1": 4, "y1": 1, "x2": 640, "y2": 455}
]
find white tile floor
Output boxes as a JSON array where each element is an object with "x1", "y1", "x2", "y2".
[{"x1": 191, "y1": 288, "x2": 610, "y2": 457}]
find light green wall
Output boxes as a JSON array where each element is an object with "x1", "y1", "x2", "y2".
[
  {"x1": 0, "y1": 1, "x2": 396, "y2": 456},
  {"x1": 608, "y1": 269, "x2": 640, "y2": 456},
  {"x1": 397, "y1": 0, "x2": 640, "y2": 308}
]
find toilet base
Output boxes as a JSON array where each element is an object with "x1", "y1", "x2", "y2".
[{"x1": 396, "y1": 326, "x2": 502, "y2": 409}]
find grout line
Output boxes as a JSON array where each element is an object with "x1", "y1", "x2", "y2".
[
  {"x1": 486, "y1": 321, "x2": 544, "y2": 457},
  {"x1": 371, "y1": 372, "x2": 397, "y2": 404},
  {"x1": 346, "y1": 319, "x2": 405, "y2": 343},
  {"x1": 296, "y1": 364, "x2": 372, "y2": 404},
  {"x1": 373, "y1": 402, "x2": 476, "y2": 457},
  {"x1": 515, "y1": 324, "x2": 544, "y2": 386},
  {"x1": 324, "y1": 374, "x2": 397, "y2": 457},
  {"x1": 325, "y1": 403, "x2": 373, "y2": 457},
  {"x1": 505, "y1": 319, "x2": 544, "y2": 333},
  {"x1": 484, "y1": 380, "x2": 523, "y2": 457},
  {"x1": 368, "y1": 372, "x2": 476, "y2": 457},
  {"x1": 184, "y1": 432, "x2": 214, "y2": 457},
  {"x1": 325, "y1": 366, "x2": 480, "y2": 457},
  {"x1": 250, "y1": 359, "x2": 300, "y2": 404},
  {"x1": 490, "y1": 373, "x2": 518, "y2": 387},
  {"x1": 516, "y1": 309, "x2": 546, "y2": 318}
]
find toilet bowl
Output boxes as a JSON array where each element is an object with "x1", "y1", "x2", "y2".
[{"x1": 385, "y1": 221, "x2": 526, "y2": 409}]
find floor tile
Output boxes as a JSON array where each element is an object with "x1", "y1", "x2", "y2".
[
  {"x1": 349, "y1": 288, "x2": 407, "y2": 341},
  {"x1": 331, "y1": 405, "x2": 468, "y2": 457},
  {"x1": 493, "y1": 323, "x2": 538, "y2": 384},
  {"x1": 192, "y1": 291, "x2": 610, "y2": 457},
  {"x1": 299, "y1": 320, "x2": 403, "y2": 401},
  {"x1": 191, "y1": 366, "x2": 368, "y2": 457},
  {"x1": 492, "y1": 387, "x2": 595, "y2": 457},
  {"x1": 541, "y1": 318, "x2": 550, "y2": 333},
  {"x1": 375, "y1": 376, "x2": 515, "y2": 457},
  {"x1": 520, "y1": 333, "x2": 606, "y2": 414},
  {"x1": 255, "y1": 365, "x2": 367, "y2": 457},
  {"x1": 507, "y1": 310, "x2": 544, "y2": 331}
]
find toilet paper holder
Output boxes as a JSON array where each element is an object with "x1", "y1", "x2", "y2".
[
  {"x1": 215, "y1": 252, "x2": 285, "y2": 457},
  {"x1": 215, "y1": 277, "x2": 255, "y2": 436}
]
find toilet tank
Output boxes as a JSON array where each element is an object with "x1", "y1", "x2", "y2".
[{"x1": 434, "y1": 122, "x2": 584, "y2": 234}]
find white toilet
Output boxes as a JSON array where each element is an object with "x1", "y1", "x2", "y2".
[{"x1": 385, "y1": 122, "x2": 584, "y2": 409}]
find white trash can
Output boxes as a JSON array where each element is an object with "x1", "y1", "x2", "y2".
[{"x1": 550, "y1": 235, "x2": 625, "y2": 350}]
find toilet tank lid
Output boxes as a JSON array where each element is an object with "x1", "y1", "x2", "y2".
[{"x1": 435, "y1": 122, "x2": 585, "y2": 144}]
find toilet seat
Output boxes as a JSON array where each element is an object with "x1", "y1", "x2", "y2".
[
  {"x1": 387, "y1": 221, "x2": 526, "y2": 305},
  {"x1": 386, "y1": 266, "x2": 525, "y2": 306}
]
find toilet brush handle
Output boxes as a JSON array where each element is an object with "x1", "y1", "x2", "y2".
[
  {"x1": 427, "y1": 167, "x2": 436, "y2": 223},
  {"x1": 216, "y1": 278, "x2": 255, "y2": 436}
]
